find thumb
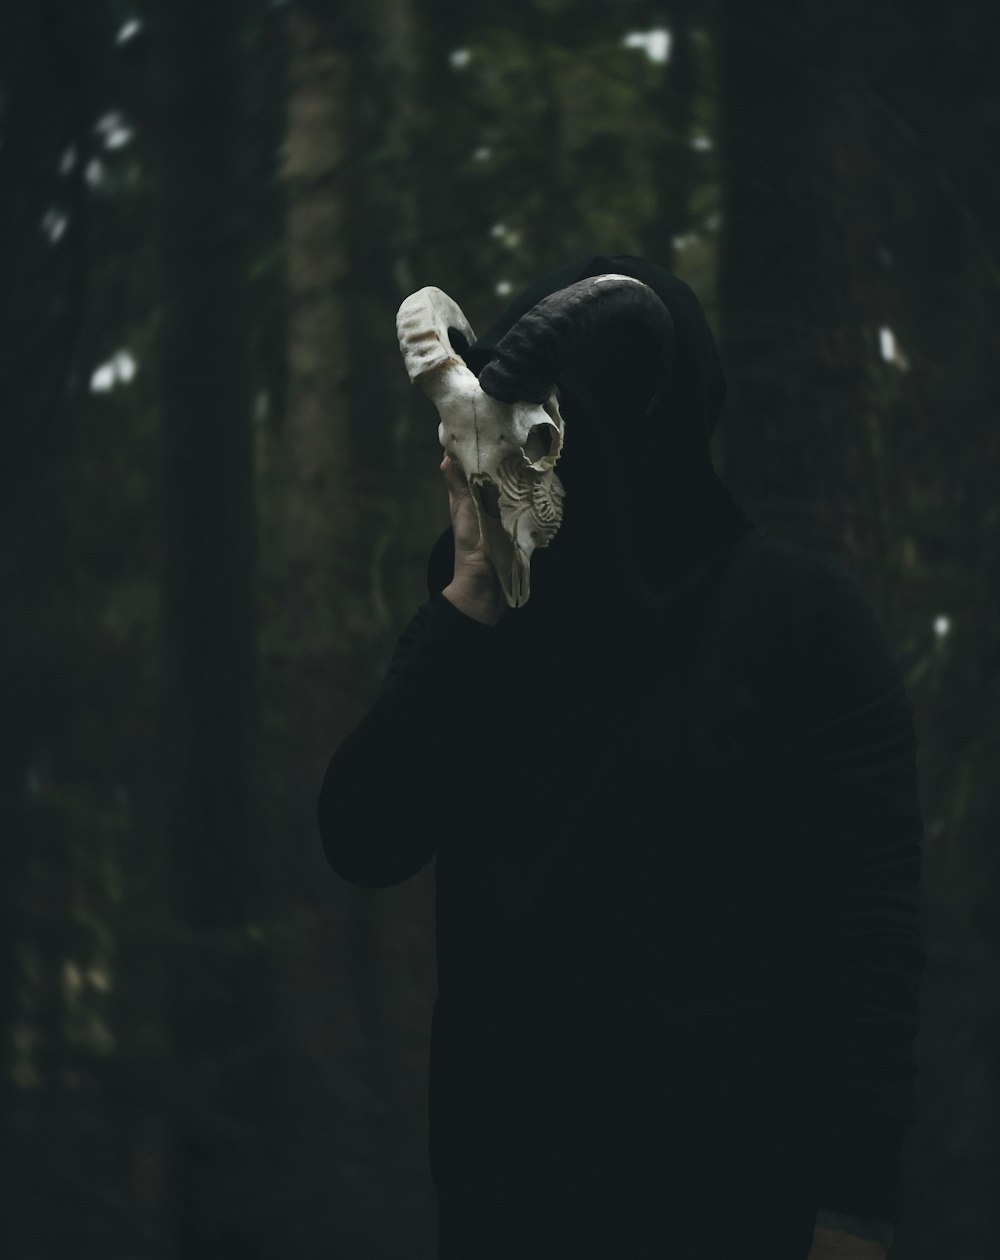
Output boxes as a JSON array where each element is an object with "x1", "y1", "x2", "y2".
[{"x1": 440, "y1": 454, "x2": 469, "y2": 494}]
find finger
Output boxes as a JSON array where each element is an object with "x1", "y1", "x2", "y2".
[{"x1": 441, "y1": 455, "x2": 471, "y2": 497}]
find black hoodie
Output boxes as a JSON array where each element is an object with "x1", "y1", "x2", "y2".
[{"x1": 318, "y1": 257, "x2": 924, "y2": 1258}]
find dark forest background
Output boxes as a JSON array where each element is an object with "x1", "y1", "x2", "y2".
[{"x1": 1, "y1": 0, "x2": 997, "y2": 1256}]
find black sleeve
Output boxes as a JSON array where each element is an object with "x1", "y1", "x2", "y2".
[
  {"x1": 317, "y1": 593, "x2": 501, "y2": 888},
  {"x1": 774, "y1": 552, "x2": 926, "y2": 1225}
]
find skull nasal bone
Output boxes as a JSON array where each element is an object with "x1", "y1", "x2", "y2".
[{"x1": 477, "y1": 480, "x2": 502, "y2": 520}]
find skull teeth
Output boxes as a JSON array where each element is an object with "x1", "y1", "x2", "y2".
[
  {"x1": 491, "y1": 459, "x2": 564, "y2": 548},
  {"x1": 531, "y1": 477, "x2": 564, "y2": 524}
]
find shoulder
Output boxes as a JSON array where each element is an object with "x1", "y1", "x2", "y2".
[
  {"x1": 733, "y1": 531, "x2": 906, "y2": 714},
  {"x1": 739, "y1": 532, "x2": 883, "y2": 641},
  {"x1": 742, "y1": 530, "x2": 864, "y2": 604},
  {"x1": 750, "y1": 536, "x2": 906, "y2": 750}
]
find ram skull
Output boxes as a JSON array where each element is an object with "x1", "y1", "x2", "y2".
[{"x1": 396, "y1": 286, "x2": 566, "y2": 608}]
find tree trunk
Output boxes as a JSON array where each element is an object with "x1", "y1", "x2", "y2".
[
  {"x1": 639, "y1": 2, "x2": 702, "y2": 271},
  {"x1": 270, "y1": 4, "x2": 355, "y2": 659},
  {"x1": 0, "y1": 4, "x2": 114, "y2": 1254},
  {"x1": 715, "y1": 3, "x2": 867, "y2": 553},
  {"x1": 152, "y1": 3, "x2": 274, "y2": 1253},
  {"x1": 264, "y1": 4, "x2": 440, "y2": 1256}
]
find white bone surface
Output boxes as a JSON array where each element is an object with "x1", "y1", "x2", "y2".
[{"x1": 396, "y1": 286, "x2": 566, "y2": 607}]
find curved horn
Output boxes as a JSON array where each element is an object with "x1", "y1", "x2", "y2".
[
  {"x1": 478, "y1": 273, "x2": 674, "y2": 404},
  {"x1": 396, "y1": 286, "x2": 479, "y2": 403}
]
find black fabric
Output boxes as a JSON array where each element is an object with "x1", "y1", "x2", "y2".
[
  {"x1": 317, "y1": 260, "x2": 925, "y2": 1258},
  {"x1": 460, "y1": 254, "x2": 753, "y2": 614}
]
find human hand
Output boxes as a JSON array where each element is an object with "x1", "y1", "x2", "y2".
[
  {"x1": 440, "y1": 455, "x2": 505, "y2": 625},
  {"x1": 807, "y1": 1223, "x2": 888, "y2": 1259}
]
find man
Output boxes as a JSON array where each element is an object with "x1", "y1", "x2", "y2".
[{"x1": 318, "y1": 256, "x2": 925, "y2": 1258}]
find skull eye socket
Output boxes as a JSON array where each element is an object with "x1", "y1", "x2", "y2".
[{"x1": 523, "y1": 423, "x2": 553, "y2": 464}]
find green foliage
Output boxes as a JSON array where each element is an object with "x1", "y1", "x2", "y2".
[{"x1": 437, "y1": 24, "x2": 669, "y2": 293}]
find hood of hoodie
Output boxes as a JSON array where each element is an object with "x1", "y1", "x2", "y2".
[{"x1": 428, "y1": 254, "x2": 753, "y2": 623}]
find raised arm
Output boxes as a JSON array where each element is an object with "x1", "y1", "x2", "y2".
[{"x1": 317, "y1": 458, "x2": 505, "y2": 888}]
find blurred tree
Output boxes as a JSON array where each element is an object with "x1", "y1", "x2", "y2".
[
  {"x1": 263, "y1": 5, "x2": 442, "y2": 1256},
  {"x1": 0, "y1": 2, "x2": 151, "y2": 1253},
  {"x1": 638, "y1": 6, "x2": 701, "y2": 268},
  {"x1": 716, "y1": 1, "x2": 879, "y2": 560},
  {"x1": 849, "y1": 6, "x2": 1000, "y2": 1256},
  {"x1": 151, "y1": 1, "x2": 280, "y2": 1253},
  {"x1": 270, "y1": 3, "x2": 353, "y2": 661},
  {"x1": 0, "y1": 4, "x2": 80, "y2": 1238}
]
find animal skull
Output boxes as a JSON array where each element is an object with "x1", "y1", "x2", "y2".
[{"x1": 396, "y1": 286, "x2": 566, "y2": 607}]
